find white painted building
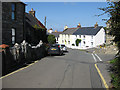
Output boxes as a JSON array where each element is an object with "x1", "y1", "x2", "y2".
[
  {"x1": 47, "y1": 29, "x2": 62, "y2": 44},
  {"x1": 58, "y1": 23, "x2": 105, "y2": 49}
]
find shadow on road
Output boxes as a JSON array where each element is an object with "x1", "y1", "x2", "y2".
[{"x1": 47, "y1": 53, "x2": 66, "y2": 57}]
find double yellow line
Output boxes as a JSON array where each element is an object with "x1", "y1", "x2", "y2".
[
  {"x1": 0, "y1": 61, "x2": 38, "y2": 80},
  {"x1": 95, "y1": 63, "x2": 109, "y2": 89},
  {"x1": 92, "y1": 53, "x2": 109, "y2": 89}
]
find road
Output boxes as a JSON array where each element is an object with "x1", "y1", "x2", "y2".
[{"x1": 2, "y1": 49, "x2": 106, "y2": 88}]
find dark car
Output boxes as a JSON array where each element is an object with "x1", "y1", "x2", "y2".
[{"x1": 48, "y1": 44, "x2": 63, "y2": 56}]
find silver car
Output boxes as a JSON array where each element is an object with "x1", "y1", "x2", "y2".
[{"x1": 60, "y1": 44, "x2": 67, "y2": 51}]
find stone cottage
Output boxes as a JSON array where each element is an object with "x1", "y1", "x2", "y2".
[{"x1": 25, "y1": 8, "x2": 47, "y2": 45}]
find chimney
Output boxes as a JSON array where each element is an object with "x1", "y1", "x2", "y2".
[
  {"x1": 64, "y1": 25, "x2": 68, "y2": 30},
  {"x1": 55, "y1": 30, "x2": 58, "y2": 32},
  {"x1": 29, "y1": 8, "x2": 35, "y2": 17},
  {"x1": 77, "y1": 23, "x2": 81, "y2": 28},
  {"x1": 48, "y1": 28, "x2": 53, "y2": 33},
  {"x1": 94, "y1": 22, "x2": 98, "y2": 28}
]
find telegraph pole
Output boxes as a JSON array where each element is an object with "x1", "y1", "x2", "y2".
[{"x1": 44, "y1": 16, "x2": 46, "y2": 27}]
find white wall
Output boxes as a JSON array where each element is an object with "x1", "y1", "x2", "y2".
[
  {"x1": 80, "y1": 35, "x2": 95, "y2": 49},
  {"x1": 94, "y1": 28, "x2": 105, "y2": 47},
  {"x1": 58, "y1": 28, "x2": 105, "y2": 49}
]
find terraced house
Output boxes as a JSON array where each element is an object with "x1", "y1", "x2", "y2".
[{"x1": 58, "y1": 23, "x2": 105, "y2": 49}]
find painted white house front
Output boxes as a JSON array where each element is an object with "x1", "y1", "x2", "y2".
[{"x1": 58, "y1": 25, "x2": 105, "y2": 49}]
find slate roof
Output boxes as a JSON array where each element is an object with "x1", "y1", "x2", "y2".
[
  {"x1": 62, "y1": 28, "x2": 79, "y2": 34},
  {"x1": 25, "y1": 13, "x2": 46, "y2": 30},
  {"x1": 61, "y1": 26, "x2": 103, "y2": 35},
  {"x1": 73, "y1": 26, "x2": 103, "y2": 35},
  {"x1": 48, "y1": 32, "x2": 62, "y2": 37}
]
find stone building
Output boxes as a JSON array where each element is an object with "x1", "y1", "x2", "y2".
[
  {"x1": 25, "y1": 8, "x2": 47, "y2": 45},
  {"x1": 2, "y1": 1, "x2": 25, "y2": 46}
]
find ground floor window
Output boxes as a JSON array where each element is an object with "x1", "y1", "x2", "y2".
[
  {"x1": 83, "y1": 41, "x2": 85, "y2": 45},
  {"x1": 68, "y1": 41, "x2": 70, "y2": 44},
  {"x1": 91, "y1": 42, "x2": 93, "y2": 46},
  {"x1": 65, "y1": 40, "x2": 67, "y2": 44},
  {"x1": 12, "y1": 28, "x2": 16, "y2": 44}
]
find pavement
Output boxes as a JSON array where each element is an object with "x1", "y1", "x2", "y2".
[
  {"x1": 94, "y1": 53, "x2": 115, "y2": 87},
  {"x1": 1, "y1": 49, "x2": 112, "y2": 88}
]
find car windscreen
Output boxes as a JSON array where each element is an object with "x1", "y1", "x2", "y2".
[{"x1": 61, "y1": 45, "x2": 65, "y2": 47}]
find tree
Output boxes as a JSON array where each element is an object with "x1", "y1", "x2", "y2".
[
  {"x1": 99, "y1": 1, "x2": 120, "y2": 88},
  {"x1": 99, "y1": 1, "x2": 120, "y2": 50},
  {"x1": 47, "y1": 35, "x2": 56, "y2": 44}
]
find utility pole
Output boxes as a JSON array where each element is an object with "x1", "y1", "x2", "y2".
[{"x1": 44, "y1": 16, "x2": 46, "y2": 27}]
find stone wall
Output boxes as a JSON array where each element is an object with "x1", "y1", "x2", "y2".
[
  {"x1": 2, "y1": 43, "x2": 46, "y2": 76},
  {"x1": 2, "y1": 2, "x2": 25, "y2": 46}
]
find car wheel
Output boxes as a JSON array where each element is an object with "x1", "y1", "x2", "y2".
[{"x1": 59, "y1": 52, "x2": 62, "y2": 56}]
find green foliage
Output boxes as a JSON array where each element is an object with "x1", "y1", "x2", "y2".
[
  {"x1": 99, "y1": 2, "x2": 120, "y2": 88},
  {"x1": 104, "y1": 27, "x2": 107, "y2": 34},
  {"x1": 111, "y1": 73, "x2": 120, "y2": 88},
  {"x1": 75, "y1": 39, "x2": 81, "y2": 46},
  {"x1": 110, "y1": 58, "x2": 118, "y2": 64},
  {"x1": 33, "y1": 25, "x2": 45, "y2": 31},
  {"x1": 47, "y1": 35, "x2": 56, "y2": 44},
  {"x1": 110, "y1": 58, "x2": 120, "y2": 88},
  {"x1": 33, "y1": 25, "x2": 41, "y2": 29},
  {"x1": 99, "y1": 2, "x2": 120, "y2": 52}
]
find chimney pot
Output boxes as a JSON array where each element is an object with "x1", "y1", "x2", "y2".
[
  {"x1": 77, "y1": 23, "x2": 81, "y2": 28},
  {"x1": 64, "y1": 25, "x2": 68, "y2": 30},
  {"x1": 94, "y1": 22, "x2": 98, "y2": 28},
  {"x1": 29, "y1": 8, "x2": 35, "y2": 17}
]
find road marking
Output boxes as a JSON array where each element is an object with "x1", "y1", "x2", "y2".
[
  {"x1": 0, "y1": 61, "x2": 39, "y2": 80},
  {"x1": 95, "y1": 64, "x2": 109, "y2": 89},
  {"x1": 92, "y1": 53, "x2": 97, "y2": 62},
  {"x1": 94, "y1": 54, "x2": 102, "y2": 61}
]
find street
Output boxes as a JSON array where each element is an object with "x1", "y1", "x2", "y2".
[{"x1": 2, "y1": 49, "x2": 109, "y2": 88}]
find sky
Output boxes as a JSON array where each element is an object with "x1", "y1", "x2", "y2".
[{"x1": 24, "y1": 2, "x2": 109, "y2": 31}]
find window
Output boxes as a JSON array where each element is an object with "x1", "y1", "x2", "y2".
[
  {"x1": 12, "y1": 28, "x2": 16, "y2": 44},
  {"x1": 68, "y1": 41, "x2": 70, "y2": 44},
  {"x1": 11, "y1": 3, "x2": 16, "y2": 20},
  {"x1": 91, "y1": 42, "x2": 93, "y2": 46},
  {"x1": 68, "y1": 35, "x2": 70, "y2": 38},
  {"x1": 91, "y1": 36, "x2": 93, "y2": 39},
  {"x1": 83, "y1": 41, "x2": 85, "y2": 45},
  {"x1": 83, "y1": 35, "x2": 85, "y2": 38},
  {"x1": 79, "y1": 35, "x2": 81, "y2": 38}
]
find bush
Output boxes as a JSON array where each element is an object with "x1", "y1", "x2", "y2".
[
  {"x1": 75, "y1": 39, "x2": 81, "y2": 46},
  {"x1": 47, "y1": 35, "x2": 56, "y2": 44},
  {"x1": 110, "y1": 57, "x2": 120, "y2": 88}
]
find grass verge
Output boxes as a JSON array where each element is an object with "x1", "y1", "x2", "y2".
[{"x1": 110, "y1": 57, "x2": 120, "y2": 88}]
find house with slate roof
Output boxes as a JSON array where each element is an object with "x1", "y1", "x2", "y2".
[
  {"x1": 25, "y1": 8, "x2": 47, "y2": 45},
  {"x1": 58, "y1": 23, "x2": 105, "y2": 49},
  {"x1": 47, "y1": 29, "x2": 62, "y2": 43}
]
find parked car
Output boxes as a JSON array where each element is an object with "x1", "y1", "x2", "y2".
[
  {"x1": 59, "y1": 44, "x2": 67, "y2": 52},
  {"x1": 48, "y1": 44, "x2": 63, "y2": 55}
]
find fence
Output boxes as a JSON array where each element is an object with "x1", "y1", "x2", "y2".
[{"x1": 1, "y1": 40, "x2": 46, "y2": 76}]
